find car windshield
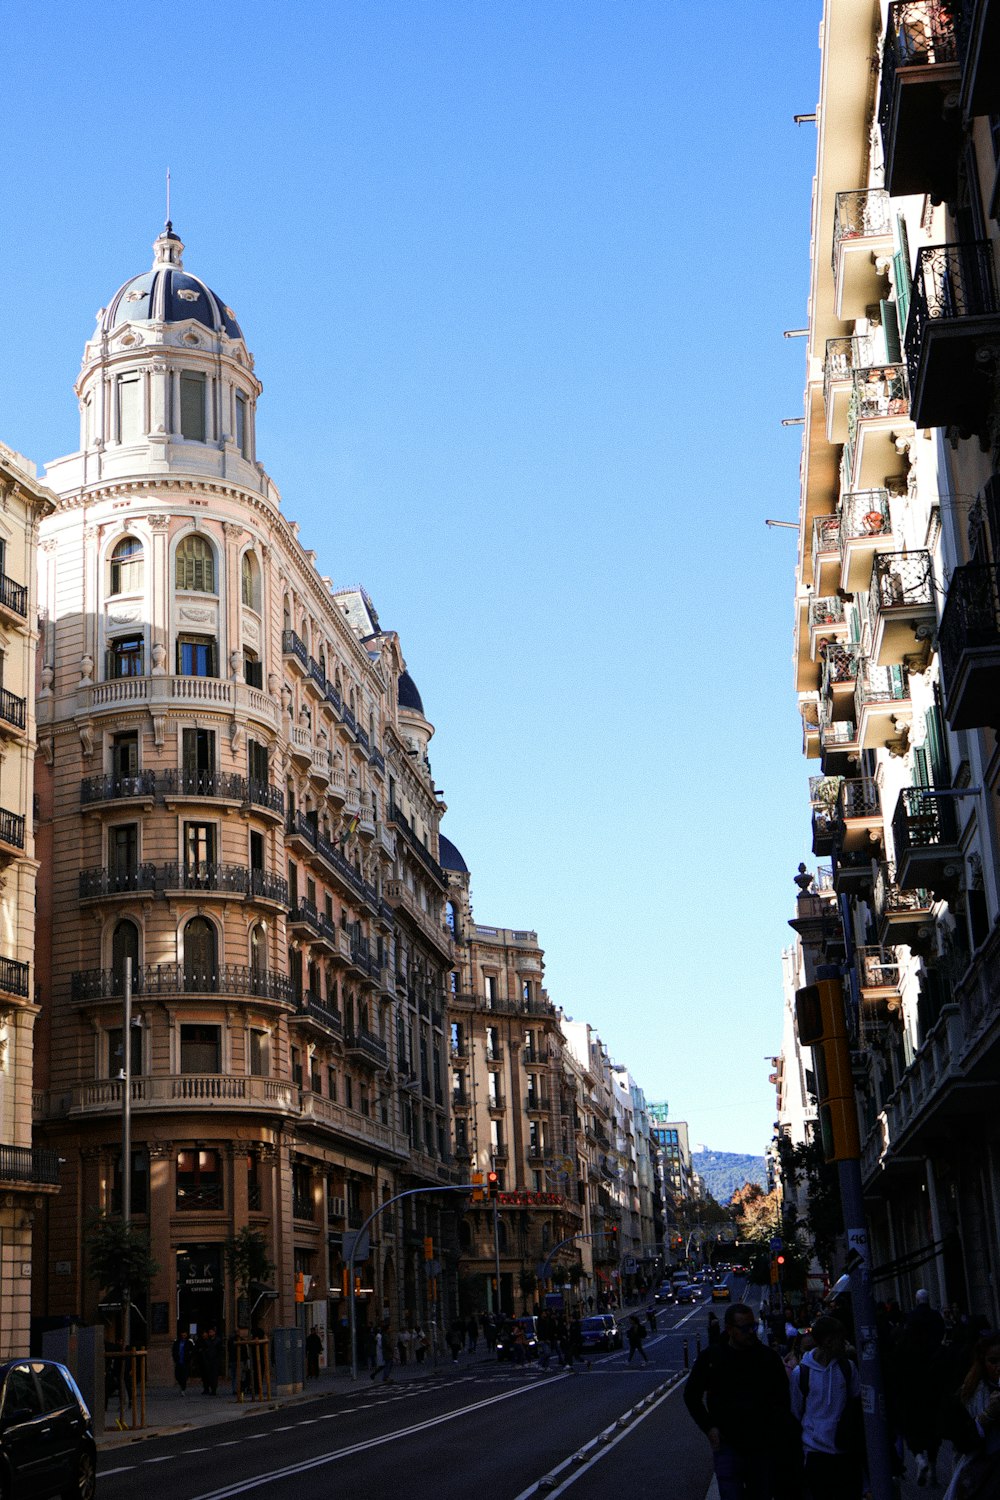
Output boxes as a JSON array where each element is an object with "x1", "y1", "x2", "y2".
[{"x1": 580, "y1": 1318, "x2": 606, "y2": 1331}]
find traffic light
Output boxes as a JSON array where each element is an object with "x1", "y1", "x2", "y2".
[
  {"x1": 795, "y1": 977, "x2": 860, "y2": 1163},
  {"x1": 776, "y1": 1254, "x2": 785, "y2": 1268},
  {"x1": 486, "y1": 1170, "x2": 499, "y2": 1200},
  {"x1": 607, "y1": 1224, "x2": 619, "y2": 1254}
]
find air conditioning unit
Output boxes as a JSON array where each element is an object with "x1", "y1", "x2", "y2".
[{"x1": 328, "y1": 1195, "x2": 346, "y2": 1219}]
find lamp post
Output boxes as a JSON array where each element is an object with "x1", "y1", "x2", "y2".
[{"x1": 121, "y1": 958, "x2": 132, "y2": 1349}]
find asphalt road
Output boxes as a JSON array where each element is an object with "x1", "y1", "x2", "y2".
[{"x1": 96, "y1": 1294, "x2": 736, "y2": 1500}]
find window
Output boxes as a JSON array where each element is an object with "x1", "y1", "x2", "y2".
[
  {"x1": 180, "y1": 1023, "x2": 221, "y2": 1072},
  {"x1": 108, "y1": 824, "x2": 138, "y2": 880},
  {"x1": 111, "y1": 918, "x2": 140, "y2": 995},
  {"x1": 176, "y1": 1147, "x2": 222, "y2": 1209},
  {"x1": 235, "y1": 391, "x2": 249, "y2": 458},
  {"x1": 2, "y1": 1367, "x2": 40, "y2": 1419},
  {"x1": 241, "y1": 551, "x2": 260, "y2": 609},
  {"x1": 485, "y1": 975, "x2": 498, "y2": 1006},
  {"x1": 110, "y1": 536, "x2": 143, "y2": 595},
  {"x1": 249, "y1": 1028, "x2": 268, "y2": 1076},
  {"x1": 184, "y1": 821, "x2": 216, "y2": 876},
  {"x1": 248, "y1": 740, "x2": 269, "y2": 787},
  {"x1": 179, "y1": 372, "x2": 206, "y2": 441},
  {"x1": 181, "y1": 727, "x2": 215, "y2": 790},
  {"x1": 118, "y1": 374, "x2": 142, "y2": 444},
  {"x1": 175, "y1": 534, "x2": 216, "y2": 592},
  {"x1": 250, "y1": 923, "x2": 266, "y2": 975},
  {"x1": 243, "y1": 649, "x2": 263, "y2": 688},
  {"x1": 183, "y1": 918, "x2": 217, "y2": 991},
  {"x1": 177, "y1": 635, "x2": 217, "y2": 677},
  {"x1": 112, "y1": 732, "x2": 139, "y2": 779},
  {"x1": 488, "y1": 1072, "x2": 500, "y2": 1108},
  {"x1": 107, "y1": 1024, "x2": 142, "y2": 1078},
  {"x1": 107, "y1": 635, "x2": 144, "y2": 679},
  {"x1": 249, "y1": 830, "x2": 265, "y2": 874}
]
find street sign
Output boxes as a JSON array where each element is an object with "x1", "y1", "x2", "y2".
[
  {"x1": 343, "y1": 1229, "x2": 370, "y2": 1263},
  {"x1": 769, "y1": 1236, "x2": 783, "y2": 1254},
  {"x1": 623, "y1": 1257, "x2": 638, "y2": 1275}
]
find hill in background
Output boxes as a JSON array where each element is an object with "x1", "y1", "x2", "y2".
[{"x1": 693, "y1": 1148, "x2": 767, "y2": 1205}]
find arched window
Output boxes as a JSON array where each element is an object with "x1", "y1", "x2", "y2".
[
  {"x1": 110, "y1": 537, "x2": 143, "y2": 596},
  {"x1": 111, "y1": 918, "x2": 140, "y2": 994},
  {"x1": 250, "y1": 923, "x2": 266, "y2": 978},
  {"x1": 175, "y1": 534, "x2": 216, "y2": 593},
  {"x1": 183, "y1": 916, "x2": 217, "y2": 992},
  {"x1": 241, "y1": 551, "x2": 261, "y2": 610}
]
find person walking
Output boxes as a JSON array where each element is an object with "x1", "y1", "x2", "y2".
[
  {"x1": 685, "y1": 1302, "x2": 795, "y2": 1499},
  {"x1": 897, "y1": 1288, "x2": 947, "y2": 1487},
  {"x1": 646, "y1": 1304, "x2": 657, "y2": 1336},
  {"x1": 305, "y1": 1328, "x2": 323, "y2": 1379},
  {"x1": 790, "y1": 1314, "x2": 863, "y2": 1500},
  {"x1": 937, "y1": 1330, "x2": 1000, "y2": 1500},
  {"x1": 171, "y1": 1329, "x2": 193, "y2": 1396},
  {"x1": 466, "y1": 1313, "x2": 479, "y2": 1353},
  {"x1": 627, "y1": 1315, "x2": 649, "y2": 1365},
  {"x1": 447, "y1": 1317, "x2": 464, "y2": 1364},
  {"x1": 198, "y1": 1326, "x2": 222, "y2": 1396}
]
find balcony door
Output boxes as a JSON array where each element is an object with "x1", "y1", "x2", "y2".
[
  {"x1": 183, "y1": 916, "x2": 217, "y2": 992},
  {"x1": 111, "y1": 918, "x2": 140, "y2": 996}
]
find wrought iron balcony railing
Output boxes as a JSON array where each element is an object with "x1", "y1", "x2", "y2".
[
  {"x1": 855, "y1": 661, "x2": 909, "y2": 716},
  {"x1": 939, "y1": 561, "x2": 1000, "y2": 711},
  {"x1": 344, "y1": 1028, "x2": 389, "y2": 1065},
  {"x1": 81, "y1": 772, "x2": 157, "y2": 804},
  {"x1": 810, "y1": 597, "x2": 846, "y2": 630},
  {"x1": 812, "y1": 514, "x2": 842, "y2": 576},
  {"x1": 162, "y1": 769, "x2": 248, "y2": 801},
  {"x1": 71, "y1": 964, "x2": 294, "y2": 1003},
  {"x1": 0, "y1": 956, "x2": 30, "y2": 997},
  {"x1": 857, "y1": 944, "x2": 901, "y2": 992},
  {"x1": 839, "y1": 776, "x2": 881, "y2": 820},
  {"x1": 867, "y1": 550, "x2": 936, "y2": 638},
  {"x1": 0, "y1": 688, "x2": 26, "y2": 733},
  {"x1": 839, "y1": 489, "x2": 891, "y2": 544},
  {"x1": 0, "y1": 1145, "x2": 60, "y2": 1185},
  {"x1": 0, "y1": 808, "x2": 26, "y2": 850},
  {"x1": 874, "y1": 861, "x2": 932, "y2": 921},
  {"x1": 892, "y1": 786, "x2": 959, "y2": 860},
  {"x1": 388, "y1": 803, "x2": 446, "y2": 886},
  {"x1": 821, "y1": 643, "x2": 861, "y2": 696},
  {"x1": 832, "y1": 189, "x2": 893, "y2": 271},
  {"x1": 80, "y1": 864, "x2": 157, "y2": 899},
  {"x1": 81, "y1": 770, "x2": 283, "y2": 815},
  {"x1": 282, "y1": 628, "x2": 308, "y2": 667},
  {"x1": 0, "y1": 573, "x2": 28, "y2": 619},
  {"x1": 880, "y1": 1, "x2": 959, "y2": 133}
]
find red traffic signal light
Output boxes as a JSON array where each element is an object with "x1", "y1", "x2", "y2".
[
  {"x1": 776, "y1": 1254, "x2": 785, "y2": 1266},
  {"x1": 486, "y1": 1170, "x2": 499, "y2": 1199}
]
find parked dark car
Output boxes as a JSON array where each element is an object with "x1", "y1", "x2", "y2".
[
  {"x1": 0, "y1": 1358, "x2": 95, "y2": 1500},
  {"x1": 496, "y1": 1317, "x2": 539, "y2": 1360},
  {"x1": 579, "y1": 1315, "x2": 623, "y2": 1353}
]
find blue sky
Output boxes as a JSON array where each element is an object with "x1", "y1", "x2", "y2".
[{"x1": 2, "y1": 0, "x2": 821, "y2": 1156}]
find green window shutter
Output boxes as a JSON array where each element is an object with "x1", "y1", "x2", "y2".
[
  {"x1": 894, "y1": 214, "x2": 912, "y2": 335},
  {"x1": 913, "y1": 746, "x2": 931, "y2": 788},
  {"x1": 926, "y1": 698, "x2": 951, "y2": 785},
  {"x1": 881, "y1": 300, "x2": 901, "y2": 363}
]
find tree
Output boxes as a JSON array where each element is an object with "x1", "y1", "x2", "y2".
[
  {"x1": 729, "y1": 1182, "x2": 782, "y2": 1243},
  {"x1": 225, "y1": 1226, "x2": 275, "y2": 1324},
  {"x1": 86, "y1": 1214, "x2": 158, "y2": 1338},
  {"x1": 776, "y1": 1134, "x2": 842, "y2": 1272}
]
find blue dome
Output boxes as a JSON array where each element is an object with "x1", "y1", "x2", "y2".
[
  {"x1": 101, "y1": 226, "x2": 243, "y2": 340},
  {"x1": 398, "y1": 670, "x2": 424, "y2": 714},
  {"x1": 439, "y1": 835, "x2": 468, "y2": 873}
]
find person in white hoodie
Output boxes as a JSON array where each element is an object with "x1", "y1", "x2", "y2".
[{"x1": 790, "y1": 1314, "x2": 863, "y2": 1499}]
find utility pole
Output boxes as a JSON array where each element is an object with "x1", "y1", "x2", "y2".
[{"x1": 121, "y1": 958, "x2": 132, "y2": 1350}]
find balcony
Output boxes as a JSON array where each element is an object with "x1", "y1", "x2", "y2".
[
  {"x1": 288, "y1": 899, "x2": 322, "y2": 939},
  {"x1": 68, "y1": 1072, "x2": 298, "y2": 1119},
  {"x1": 79, "y1": 865, "x2": 158, "y2": 901},
  {"x1": 812, "y1": 515, "x2": 842, "y2": 595},
  {"x1": 383, "y1": 880, "x2": 455, "y2": 964},
  {"x1": 809, "y1": 597, "x2": 849, "y2": 663},
  {"x1": 855, "y1": 661, "x2": 911, "y2": 751},
  {"x1": 0, "y1": 573, "x2": 29, "y2": 623},
  {"x1": 247, "y1": 780, "x2": 285, "y2": 820},
  {"x1": 892, "y1": 786, "x2": 962, "y2": 894},
  {"x1": 832, "y1": 846, "x2": 876, "y2": 898},
  {"x1": 0, "y1": 807, "x2": 26, "y2": 859},
  {"x1": 858, "y1": 945, "x2": 901, "y2": 1002},
  {"x1": 289, "y1": 726, "x2": 312, "y2": 768},
  {"x1": 819, "y1": 715, "x2": 859, "y2": 775},
  {"x1": 0, "y1": 956, "x2": 30, "y2": 999},
  {"x1": 831, "y1": 190, "x2": 893, "y2": 323},
  {"x1": 905, "y1": 241, "x2": 1000, "y2": 435},
  {"x1": 0, "y1": 688, "x2": 27, "y2": 738},
  {"x1": 526, "y1": 1095, "x2": 551, "y2": 1114},
  {"x1": 824, "y1": 339, "x2": 856, "y2": 445},
  {"x1": 161, "y1": 769, "x2": 248, "y2": 805},
  {"x1": 801, "y1": 694, "x2": 821, "y2": 760},
  {"x1": 81, "y1": 772, "x2": 157, "y2": 807},
  {"x1": 282, "y1": 628, "x2": 308, "y2": 675},
  {"x1": 843, "y1": 368, "x2": 911, "y2": 492},
  {"x1": 879, "y1": 1, "x2": 961, "y2": 200},
  {"x1": 821, "y1": 643, "x2": 861, "y2": 718},
  {"x1": 71, "y1": 963, "x2": 293, "y2": 1003},
  {"x1": 344, "y1": 1028, "x2": 389, "y2": 1068},
  {"x1": 162, "y1": 863, "x2": 289, "y2": 907},
  {"x1": 309, "y1": 746, "x2": 331, "y2": 788},
  {"x1": 835, "y1": 776, "x2": 883, "y2": 854},
  {"x1": 810, "y1": 775, "x2": 839, "y2": 857},
  {"x1": 0, "y1": 1145, "x2": 60, "y2": 1188},
  {"x1": 867, "y1": 550, "x2": 937, "y2": 667},
  {"x1": 939, "y1": 562, "x2": 1000, "y2": 729},
  {"x1": 388, "y1": 804, "x2": 446, "y2": 887},
  {"x1": 958, "y1": 0, "x2": 1000, "y2": 120},
  {"x1": 874, "y1": 862, "x2": 934, "y2": 949},
  {"x1": 839, "y1": 489, "x2": 894, "y2": 592}
]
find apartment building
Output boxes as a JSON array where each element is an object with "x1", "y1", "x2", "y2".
[
  {"x1": 794, "y1": 0, "x2": 1000, "y2": 1314},
  {"x1": 30, "y1": 224, "x2": 457, "y2": 1375},
  {"x1": 443, "y1": 845, "x2": 583, "y2": 1314},
  {"x1": 0, "y1": 444, "x2": 57, "y2": 1356}
]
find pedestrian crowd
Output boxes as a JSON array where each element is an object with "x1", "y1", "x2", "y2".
[{"x1": 684, "y1": 1287, "x2": 1000, "y2": 1499}]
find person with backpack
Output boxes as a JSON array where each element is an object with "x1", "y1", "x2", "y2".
[
  {"x1": 684, "y1": 1302, "x2": 794, "y2": 1498},
  {"x1": 790, "y1": 1314, "x2": 863, "y2": 1499}
]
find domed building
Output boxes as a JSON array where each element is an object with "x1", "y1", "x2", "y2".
[{"x1": 32, "y1": 227, "x2": 459, "y2": 1378}]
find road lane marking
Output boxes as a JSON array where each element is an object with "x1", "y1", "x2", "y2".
[
  {"x1": 189, "y1": 1378, "x2": 569, "y2": 1500},
  {"x1": 512, "y1": 1378, "x2": 686, "y2": 1500}
]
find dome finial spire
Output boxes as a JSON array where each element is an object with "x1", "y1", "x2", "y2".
[
  {"x1": 153, "y1": 171, "x2": 183, "y2": 270},
  {"x1": 165, "y1": 165, "x2": 171, "y2": 233}
]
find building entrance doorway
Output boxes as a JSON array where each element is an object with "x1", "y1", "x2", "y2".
[{"x1": 176, "y1": 1244, "x2": 224, "y2": 1337}]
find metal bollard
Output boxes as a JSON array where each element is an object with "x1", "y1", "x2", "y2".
[{"x1": 683, "y1": 1338, "x2": 689, "y2": 1369}]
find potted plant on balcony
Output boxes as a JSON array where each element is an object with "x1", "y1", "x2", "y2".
[{"x1": 864, "y1": 510, "x2": 885, "y2": 534}]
